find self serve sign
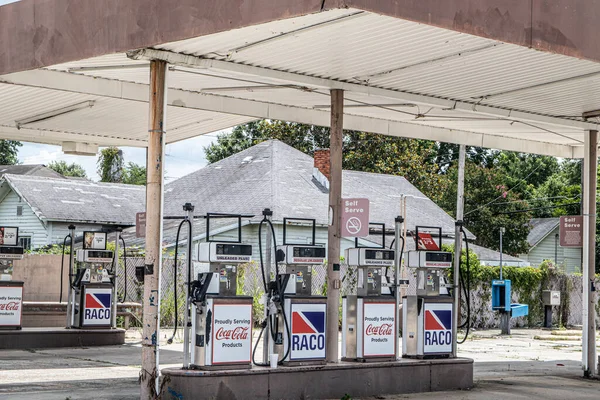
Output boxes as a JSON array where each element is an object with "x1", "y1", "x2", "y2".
[
  {"x1": 290, "y1": 303, "x2": 326, "y2": 360},
  {"x1": 423, "y1": 303, "x2": 452, "y2": 354},
  {"x1": 83, "y1": 288, "x2": 112, "y2": 326}
]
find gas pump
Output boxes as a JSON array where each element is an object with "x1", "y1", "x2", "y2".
[
  {"x1": 342, "y1": 224, "x2": 397, "y2": 362},
  {"x1": 0, "y1": 226, "x2": 24, "y2": 330},
  {"x1": 189, "y1": 213, "x2": 254, "y2": 370},
  {"x1": 274, "y1": 217, "x2": 327, "y2": 365},
  {"x1": 402, "y1": 226, "x2": 453, "y2": 358},
  {"x1": 68, "y1": 231, "x2": 115, "y2": 329}
]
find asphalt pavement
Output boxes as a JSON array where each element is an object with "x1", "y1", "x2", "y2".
[{"x1": 0, "y1": 328, "x2": 598, "y2": 399}]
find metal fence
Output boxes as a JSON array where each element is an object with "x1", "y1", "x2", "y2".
[{"x1": 120, "y1": 256, "x2": 600, "y2": 330}]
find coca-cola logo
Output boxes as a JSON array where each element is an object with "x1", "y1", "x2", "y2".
[
  {"x1": 0, "y1": 302, "x2": 20, "y2": 311},
  {"x1": 215, "y1": 326, "x2": 249, "y2": 341},
  {"x1": 365, "y1": 323, "x2": 393, "y2": 336}
]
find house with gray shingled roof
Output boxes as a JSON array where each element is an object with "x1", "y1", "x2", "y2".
[
  {"x1": 0, "y1": 164, "x2": 67, "y2": 180},
  {"x1": 122, "y1": 140, "x2": 523, "y2": 266},
  {"x1": 0, "y1": 174, "x2": 145, "y2": 249},
  {"x1": 518, "y1": 218, "x2": 582, "y2": 273}
]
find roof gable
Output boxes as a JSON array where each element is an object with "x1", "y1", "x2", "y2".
[
  {"x1": 527, "y1": 218, "x2": 560, "y2": 248},
  {"x1": 0, "y1": 164, "x2": 66, "y2": 179},
  {"x1": 2, "y1": 174, "x2": 146, "y2": 226},
  {"x1": 165, "y1": 140, "x2": 467, "y2": 237}
]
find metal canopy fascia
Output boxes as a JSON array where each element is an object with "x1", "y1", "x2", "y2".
[
  {"x1": 0, "y1": 68, "x2": 577, "y2": 158},
  {"x1": 128, "y1": 48, "x2": 597, "y2": 132}
]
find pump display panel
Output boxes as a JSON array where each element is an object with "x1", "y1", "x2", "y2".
[
  {"x1": 346, "y1": 248, "x2": 395, "y2": 267},
  {"x1": 76, "y1": 249, "x2": 114, "y2": 263},
  {"x1": 279, "y1": 245, "x2": 326, "y2": 264},
  {"x1": 198, "y1": 242, "x2": 252, "y2": 263},
  {"x1": 406, "y1": 251, "x2": 452, "y2": 268},
  {"x1": 0, "y1": 246, "x2": 24, "y2": 259}
]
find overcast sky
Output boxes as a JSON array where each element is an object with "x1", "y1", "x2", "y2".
[{"x1": 17, "y1": 134, "x2": 221, "y2": 182}]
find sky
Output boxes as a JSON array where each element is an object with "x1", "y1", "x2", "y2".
[{"x1": 17, "y1": 134, "x2": 221, "y2": 182}]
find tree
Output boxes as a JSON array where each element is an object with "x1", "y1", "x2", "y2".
[
  {"x1": 204, "y1": 120, "x2": 450, "y2": 202},
  {"x1": 48, "y1": 160, "x2": 87, "y2": 178},
  {"x1": 204, "y1": 121, "x2": 330, "y2": 163},
  {"x1": 97, "y1": 147, "x2": 124, "y2": 183},
  {"x1": 439, "y1": 162, "x2": 531, "y2": 255},
  {"x1": 122, "y1": 162, "x2": 146, "y2": 185},
  {"x1": 0, "y1": 140, "x2": 22, "y2": 165}
]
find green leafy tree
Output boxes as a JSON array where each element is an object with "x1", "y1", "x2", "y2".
[
  {"x1": 97, "y1": 147, "x2": 124, "y2": 183},
  {"x1": 204, "y1": 121, "x2": 330, "y2": 162},
  {"x1": 342, "y1": 131, "x2": 449, "y2": 202},
  {"x1": 439, "y1": 162, "x2": 531, "y2": 255},
  {"x1": 0, "y1": 140, "x2": 22, "y2": 165},
  {"x1": 48, "y1": 160, "x2": 87, "y2": 178},
  {"x1": 122, "y1": 162, "x2": 147, "y2": 185}
]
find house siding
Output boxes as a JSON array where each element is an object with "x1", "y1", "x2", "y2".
[
  {"x1": 521, "y1": 227, "x2": 582, "y2": 273},
  {"x1": 0, "y1": 190, "x2": 48, "y2": 248},
  {"x1": 47, "y1": 222, "x2": 119, "y2": 246}
]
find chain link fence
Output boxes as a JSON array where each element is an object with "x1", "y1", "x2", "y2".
[{"x1": 121, "y1": 256, "x2": 599, "y2": 330}]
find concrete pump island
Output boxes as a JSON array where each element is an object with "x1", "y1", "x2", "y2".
[{"x1": 0, "y1": 1, "x2": 599, "y2": 399}]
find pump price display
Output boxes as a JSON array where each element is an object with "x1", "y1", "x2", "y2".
[
  {"x1": 362, "y1": 302, "x2": 395, "y2": 357},
  {"x1": 211, "y1": 303, "x2": 252, "y2": 364}
]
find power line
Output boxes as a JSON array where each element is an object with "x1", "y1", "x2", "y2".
[
  {"x1": 497, "y1": 202, "x2": 581, "y2": 215},
  {"x1": 464, "y1": 160, "x2": 547, "y2": 217}
]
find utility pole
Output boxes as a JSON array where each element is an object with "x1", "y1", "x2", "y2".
[
  {"x1": 452, "y1": 144, "x2": 465, "y2": 358},
  {"x1": 326, "y1": 88, "x2": 343, "y2": 363},
  {"x1": 499, "y1": 227, "x2": 505, "y2": 280},
  {"x1": 141, "y1": 59, "x2": 167, "y2": 399},
  {"x1": 582, "y1": 129, "x2": 597, "y2": 378}
]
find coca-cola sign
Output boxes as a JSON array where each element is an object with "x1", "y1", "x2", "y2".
[
  {"x1": 0, "y1": 301, "x2": 20, "y2": 311},
  {"x1": 0, "y1": 286, "x2": 23, "y2": 327},
  {"x1": 215, "y1": 326, "x2": 249, "y2": 341},
  {"x1": 365, "y1": 323, "x2": 393, "y2": 336},
  {"x1": 211, "y1": 303, "x2": 253, "y2": 365},
  {"x1": 362, "y1": 303, "x2": 396, "y2": 357}
]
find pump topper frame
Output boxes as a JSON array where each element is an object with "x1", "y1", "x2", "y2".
[
  {"x1": 0, "y1": 227, "x2": 19, "y2": 246},
  {"x1": 282, "y1": 217, "x2": 317, "y2": 246},
  {"x1": 354, "y1": 223, "x2": 386, "y2": 249},
  {"x1": 83, "y1": 231, "x2": 107, "y2": 250},
  {"x1": 204, "y1": 213, "x2": 247, "y2": 243}
]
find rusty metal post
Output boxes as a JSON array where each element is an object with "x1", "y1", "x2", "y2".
[
  {"x1": 326, "y1": 89, "x2": 343, "y2": 363},
  {"x1": 582, "y1": 129, "x2": 598, "y2": 378},
  {"x1": 452, "y1": 144, "x2": 465, "y2": 357},
  {"x1": 140, "y1": 59, "x2": 167, "y2": 399}
]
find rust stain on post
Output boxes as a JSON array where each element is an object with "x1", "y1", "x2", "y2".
[
  {"x1": 326, "y1": 88, "x2": 343, "y2": 363},
  {"x1": 141, "y1": 59, "x2": 167, "y2": 400}
]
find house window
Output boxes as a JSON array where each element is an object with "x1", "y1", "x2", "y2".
[
  {"x1": 16, "y1": 205, "x2": 23, "y2": 216},
  {"x1": 18, "y1": 237, "x2": 31, "y2": 250}
]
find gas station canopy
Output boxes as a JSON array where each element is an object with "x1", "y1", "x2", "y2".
[{"x1": 1, "y1": 1, "x2": 600, "y2": 157}]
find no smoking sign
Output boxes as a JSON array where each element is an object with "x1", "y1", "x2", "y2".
[{"x1": 341, "y1": 198, "x2": 370, "y2": 237}]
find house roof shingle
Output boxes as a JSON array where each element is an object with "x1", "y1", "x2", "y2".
[
  {"x1": 1, "y1": 174, "x2": 146, "y2": 226},
  {"x1": 0, "y1": 164, "x2": 66, "y2": 179},
  {"x1": 164, "y1": 140, "x2": 472, "y2": 238},
  {"x1": 527, "y1": 218, "x2": 560, "y2": 247}
]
